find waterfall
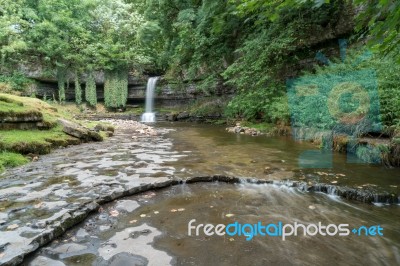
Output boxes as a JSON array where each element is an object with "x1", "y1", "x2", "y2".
[{"x1": 141, "y1": 77, "x2": 159, "y2": 123}]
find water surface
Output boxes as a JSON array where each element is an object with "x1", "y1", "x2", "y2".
[
  {"x1": 165, "y1": 123, "x2": 400, "y2": 194},
  {"x1": 26, "y1": 183, "x2": 400, "y2": 266}
]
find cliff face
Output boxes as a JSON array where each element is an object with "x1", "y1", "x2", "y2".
[{"x1": 30, "y1": 78, "x2": 197, "y2": 107}]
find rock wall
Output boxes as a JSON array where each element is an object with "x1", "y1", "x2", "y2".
[{"x1": 31, "y1": 78, "x2": 213, "y2": 108}]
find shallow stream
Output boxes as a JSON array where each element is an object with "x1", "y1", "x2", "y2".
[{"x1": 0, "y1": 122, "x2": 399, "y2": 265}]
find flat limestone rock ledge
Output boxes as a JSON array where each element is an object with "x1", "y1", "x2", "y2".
[
  {"x1": 58, "y1": 119, "x2": 103, "y2": 142},
  {"x1": 0, "y1": 128, "x2": 183, "y2": 266},
  {"x1": 0, "y1": 111, "x2": 43, "y2": 123},
  {"x1": 1, "y1": 177, "x2": 397, "y2": 265},
  {"x1": 0, "y1": 180, "x2": 179, "y2": 266}
]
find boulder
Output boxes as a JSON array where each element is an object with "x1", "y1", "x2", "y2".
[
  {"x1": 94, "y1": 123, "x2": 115, "y2": 133},
  {"x1": 177, "y1": 111, "x2": 190, "y2": 120},
  {"x1": 58, "y1": 119, "x2": 103, "y2": 142},
  {"x1": 165, "y1": 113, "x2": 177, "y2": 121}
]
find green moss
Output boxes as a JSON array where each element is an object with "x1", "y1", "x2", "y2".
[
  {"x1": 0, "y1": 151, "x2": 29, "y2": 173},
  {"x1": 0, "y1": 95, "x2": 23, "y2": 105},
  {"x1": 84, "y1": 121, "x2": 114, "y2": 130},
  {"x1": 206, "y1": 119, "x2": 226, "y2": 125},
  {"x1": 241, "y1": 122, "x2": 274, "y2": 133},
  {"x1": 156, "y1": 107, "x2": 181, "y2": 114},
  {"x1": 0, "y1": 93, "x2": 112, "y2": 172},
  {"x1": 189, "y1": 98, "x2": 227, "y2": 117},
  {"x1": 0, "y1": 126, "x2": 76, "y2": 154},
  {"x1": 0, "y1": 101, "x2": 30, "y2": 113}
]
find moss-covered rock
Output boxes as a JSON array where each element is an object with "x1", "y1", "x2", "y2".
[{"x1": 58, "y1": 119, "x2": 103, "y2": 142}]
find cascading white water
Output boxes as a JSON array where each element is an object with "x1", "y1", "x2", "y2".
[{"x1": 141, "y1": 77, "x2": 159, "y2": 123}]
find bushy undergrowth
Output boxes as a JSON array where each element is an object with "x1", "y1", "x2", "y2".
[{"x1": 225, "y1": 50, "x2": 400, "y2": 133}]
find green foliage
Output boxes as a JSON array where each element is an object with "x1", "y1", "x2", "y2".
[
  {"x1": 189, "y1": 98, "x2": 226, "y2": 117},
  {"x1": 268, "y1": 95, "x2": 290, "y2": 123},
  {"x1": 288, "y1": 50, "x2": 400, "y2": 133},
  {"x1": 0, "y1": 0, "x2": 34, "y2": 64},
  {"x1": 85, "y1": 73, "x2": 97, "y2": 107},
  {"x1": 195, "y1": 75, "x2": 218, "y2": 95},
  {"x1": 241, "y1": 121, "x2": 275, "y2": 132},
  {"x1": 0, "y1": 72, "x2": 33, "y2": 91},
  {"x1": 104, "y1": 70, "x2": 128, "y2": 109},
  {"x1": 1, "y1": 0, "x2": 399, "y2": 126},
  {"x1": 222, "y1": 28, "x2": 295, "y2": 90},
  {"x1": 354, "y1": 0, "x2": 400, "y2": 62},
  {"x1": 355, "y1": 144, "x2": 382, "y2": 164},
  {"x1": 144, "y1": 0, "x2": 241, "y2": 82},
  {"x1": 74, "y1": 73, "x2": 82, "y2": 105},
  {"x1": 225, "y1": 85, "x2": 289, "y2": 122},
  {"x1": 56, "y1": 68, "x2": 66, "y2": 103},
  {"x1": 225, "y1": 89, "x2": 270, "y2": 121},
  {"x1": 1, "y1": 0, "x2": 149, "y2": 99}
]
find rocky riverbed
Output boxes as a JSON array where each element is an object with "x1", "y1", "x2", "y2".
[
  {"x1": 225, "y1": 123, "x2": 262, "y2": 136},
  {"x1": 25, "y1": 182, "x2": 400, "y2": 266},
  {"x1": 0, "y1": 121, "x2": 181, "y2": 265},
  {"x1": 0, "y1": 121, "x2": 399, "y2": 265}
]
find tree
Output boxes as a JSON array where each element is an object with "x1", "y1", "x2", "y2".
[
  {"x1": 85, "y1": 73, "x2": 97, "y2": 107},
  {"x1": 354, "y1": 0, "x2": 400, "y2": 62},
  {"x1": 0, "y1": 0, "x2": 35, "y2": 68}
]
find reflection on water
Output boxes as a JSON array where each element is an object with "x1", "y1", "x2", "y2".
[
  {"x1": 26, "y1": 183, "x2": 400, "y2": 266},
  {"x1": 24, "y1": 123, "x2": 400, "y2": 265},
  {"x1": 163, "y1": 123, "x2": 400, "y2": 194}
]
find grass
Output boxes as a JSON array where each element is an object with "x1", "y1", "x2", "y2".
[
  {"x1": 0, "y1": 126, "x2": 78, "y2": 154},
  {"x1": 0, "y1": 95, "x2": 42, "y2": 121},
  {"x1": 241, "y1": 121, "x2": 275, "y2": 133},
  {"x1": 0, "y1": 151, "x2": 29, "y2": 173},
  {"x1": 0, "y1": 94, "x2": 112, "y2": 157},
  {"x1": 0, "y1": 126, "x2": 69, "y2": 144},
  {"x1": 0, "y1": 94, "x2": 111, "y2": 128},
  {"x1": 0, "y1": 93, "x2": 61, "y2": 126},
  {"x1": 188, "y1": 98, "x2": 226, "y2": 117}
]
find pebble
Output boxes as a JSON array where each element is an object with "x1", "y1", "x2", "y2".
[
  {"x1": 226, "y1": 125, "x2": 262, "y2": 136},
  {"x1": 7, "y1": 224, "x2": 19, "y2": 230},
  {"x1": 100, "y1": 119, "x2": 158, "y2": 136}
]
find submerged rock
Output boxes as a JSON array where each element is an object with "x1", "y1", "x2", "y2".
[
  {"x1": 95, "y1": 252, "x2": 148, "y2": 266},
  {"x1": 226, "y1": 125, "x2": 262, "y2": 136},
  {"x1": 48, "y1": 243, "x2": 87, "y2": 255},
  {"x1": 115, "y1": 200, "x2": 140, "y2": 213},
  {"x1": 29, "y1": 256, "x2": 66, "y2": 266}
]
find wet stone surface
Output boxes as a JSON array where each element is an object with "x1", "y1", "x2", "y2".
[
  {"x1": 24, "y1": 183, "x2": 400, "y2": 266},
  {"x1": 1, "y1": 121, "x2": 400, "y2": 265},
  {"x1": 0, "y1": 123, "x2": 184, "y2": 265}
]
